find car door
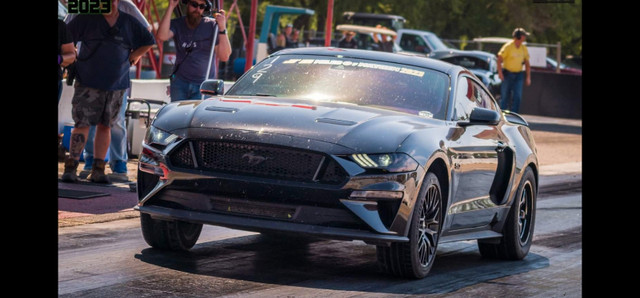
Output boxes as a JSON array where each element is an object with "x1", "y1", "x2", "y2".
[{"x1": 447, "y1": 75, "x2": 505, "y2": 229}]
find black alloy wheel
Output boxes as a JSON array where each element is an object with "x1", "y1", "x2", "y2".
[
  {"x1": 518, "y1": 179, "x2": 534, "y2": 246},
  {"x1": 377, "y1": 172, "x2": 442, "y2": 279},
  {"x1": 417, "y1": 181, "x2": 441, "y2": 268},
  {"x1": 478, "y1": 166, "x2": 536, "y2": 260}
]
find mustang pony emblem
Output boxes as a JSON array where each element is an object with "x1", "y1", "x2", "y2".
[{"x1": 242, "y1": 151, "x2": 272, "y2": 166}]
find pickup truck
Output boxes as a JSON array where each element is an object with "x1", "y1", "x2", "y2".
[{"x1": 395, "y1": 29, "x2": 455, "y2": 55}]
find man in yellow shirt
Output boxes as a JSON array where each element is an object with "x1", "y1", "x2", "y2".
[{"x1": 497, "y1": 28, "x2": 531, "y2": 113}]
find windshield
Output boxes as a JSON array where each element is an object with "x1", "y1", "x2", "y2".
[
  {"x1": 226, "y1": 55, "x2": 450, "y2": 120},
  {"x1": 425, "y1": 34, "x2": 453, "y2": 50}
]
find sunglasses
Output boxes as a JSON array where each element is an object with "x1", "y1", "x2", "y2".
[{"x1": 188, "y1": 1, "x2": 207, "y2": 10}]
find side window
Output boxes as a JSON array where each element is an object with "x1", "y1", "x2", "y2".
[
  {"x1": 454, "y1": 77, "x2": 480, "y2": 121},
  {"x1": 400, "y1": 34, "x2": 429, "y2": 54},
  {"x1": 473, "y1": 80, "x2": 498, "y2": 111}
]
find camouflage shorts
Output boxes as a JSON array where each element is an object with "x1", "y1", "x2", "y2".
[{"x1": 71, "y1": 82, "x2": 126, "y2": 128}]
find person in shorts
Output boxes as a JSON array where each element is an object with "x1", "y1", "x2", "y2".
[
  {"x1": 66, "y1": 0, "x2": 153, "y2": 180},
  {"x1": 62, "y1": 0, "x2": 155, "y2": 183}
]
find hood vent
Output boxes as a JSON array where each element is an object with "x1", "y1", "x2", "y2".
[{"x1": 315, "y1": 118, "x2": 357, "y2": 126}]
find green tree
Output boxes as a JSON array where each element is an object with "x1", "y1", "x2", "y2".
[{"x1": 146, "y1": 0, "x2": 581, "y2": 57}]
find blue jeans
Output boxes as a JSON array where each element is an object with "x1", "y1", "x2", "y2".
[
  {"x1": 500, "y1": 70, "x2": 525, "y2": 113},
  {"x1": 83, "y1": 89, "x2": 129, "y2": 173},
  {"x1": 170, "y1": 75, "x2": 202, "y2": 102}
]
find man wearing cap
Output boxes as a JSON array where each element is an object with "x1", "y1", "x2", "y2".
[
  {"x1": 497, "y1": 27, "x2": 531, "y2": 113},
  {"x1": 283, "y1": 24, "x2": 297, "y2": 48}
]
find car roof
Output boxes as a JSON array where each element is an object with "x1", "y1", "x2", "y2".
[
  {"x1": 397, "y1": 29, "x2": 437, "y2": 35},
  {"x1": 271, "y1": 47, "x2": 461, "y2": 74},
  {"x1": 342, "y1": 12, "x2": 407, "y2": 22}
]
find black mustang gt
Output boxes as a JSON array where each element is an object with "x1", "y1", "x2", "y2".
[{"x1": 135, "y1": 47, "x2": 538, "y2": 279}]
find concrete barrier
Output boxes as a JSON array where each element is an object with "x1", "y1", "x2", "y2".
[{"x1": 519, "y1": 71, "x2": 582, "y2": 119}]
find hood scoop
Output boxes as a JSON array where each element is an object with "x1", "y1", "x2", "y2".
[
  {"x1": 315, "y1": 117, "x2": 357, "y2": 126},
  {"x1": 205, "y1": 106, "x2": 239, "y2": 113}
]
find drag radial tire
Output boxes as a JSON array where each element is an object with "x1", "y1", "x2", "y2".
[
  {"x1": 376, "y1": 172, "x2": 442, "y2": 279},
  {"x1": 478, "y1": 166, "x2": 536, "y2": 260},
  {"x1": 138, "y1": 170, "x2": 203, "y2": 251},
  {"x1": 140, "y1": 213, "x2": 203, "y2": 251}
]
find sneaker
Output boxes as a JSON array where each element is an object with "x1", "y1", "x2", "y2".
[
  {"x1": 83, "y1": 155, "x2": 94, "y2": 171},
  {"x1": 110, "y1": 160, "x2": 128, "y2": 174},
  {"x1": 108, "y1": 172, "x2": 130, "y2": 182}
]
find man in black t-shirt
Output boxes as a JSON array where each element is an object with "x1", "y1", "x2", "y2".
[
  {"x1": 338, "y1": 31, "x2": 358, "y2": 49},
  {"x1": 63, "y1": 0, "x2": 155, "y2": 184}
]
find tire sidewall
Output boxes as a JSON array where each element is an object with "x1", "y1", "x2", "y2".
[
  {"x1": 409, "y1": 172, "x2": 442, "y2": 278},
  {"x1": 506, "y1": 167, "x2": 537, "y2": 259}
]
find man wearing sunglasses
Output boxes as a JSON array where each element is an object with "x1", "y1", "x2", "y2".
[{"x1": 158, "y1": 0, "x2": 232, "y2": 101}]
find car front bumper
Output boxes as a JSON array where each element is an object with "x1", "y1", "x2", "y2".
[{"x1": 136, "y1": 138, "x2": 424, "y2": 245}]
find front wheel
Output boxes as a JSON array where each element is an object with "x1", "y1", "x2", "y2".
[
  {"x1": 478, "y1": 166, "x2": 536, "y2": 259},
  {"x1": 377, "y1": 172, "x2": 442, "y2": 279},
  {"x1": 140, "y1": 213, "x2": 203, "y2": 251}
]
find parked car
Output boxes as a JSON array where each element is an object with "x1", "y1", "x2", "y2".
[
  {"x1": 335, "y1": 24, "x2": 404, "y2": 53},
  {"x1": 396, "y1": 29, "x2": 456, "y2": 54},
  {"x1": 342, "y1": 11, "x2": 406, "y2": 32},
  {"x1": 428, "y1": 49, "x2": 502, "y2": 100},
  {"x1": 135, "y1": 47, "x2": 539, "y2": 279},
  {"x1": 531, "y1": 57, "x2": 582, "y2": 75}
]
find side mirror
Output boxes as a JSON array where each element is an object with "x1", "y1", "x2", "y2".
[
  {"x1": 200, "y1": 79, "x2": 224, "y2": 97},
  {"x1": 458, "y1": 107, "x2": 501, "y2": 127}
]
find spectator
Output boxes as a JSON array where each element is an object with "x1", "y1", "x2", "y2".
[
  {"x1": 72, "y1": 0, "x2": 154, "y2": 180},
  {"x1": 62, "y1": 0, "x2": 155, "y2": 184},
  {"x1": 58, "y1": 19, "x2": 76, "y2": 104},
  {"x1": 290, "y1": 28, "x2": 300, "y2": 48},
  {"x1": 280, "y1": 23, "x2": 297, "y2": 48},
  {"x1": 338, "y1": 31, "x2": 357, "y2": 49},
  {"x1": 157, "y1": 0, "x2": 232, "y2": 101},
  {"x1": 497, "y1": 27, "x2": 531, "y2": 113},
  {"x1": 275, "y1": 31, "x2": 286, "y2": 50},
  {"x1": 372, "y1": 25, "x2": 395, "y2": 52}
]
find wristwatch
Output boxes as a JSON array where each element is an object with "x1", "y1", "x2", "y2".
[{"x1": 218, "y1": 29, "x2": 226, "y2": 35}]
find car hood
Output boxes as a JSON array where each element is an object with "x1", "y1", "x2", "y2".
[{"x1": 152, "y1": 96, "x2": 439, "y2": 153}]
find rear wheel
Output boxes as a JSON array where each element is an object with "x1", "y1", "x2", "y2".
[
  {"x1": 377, "y1": 172, "x2": 442, "y2": 279},
  {"x1": 478, "y1": 166, "x2": 536, "y2": 259}
]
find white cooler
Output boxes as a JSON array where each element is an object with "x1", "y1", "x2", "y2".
[{"x1": 125, "y1": 98, "x2": 166, "y2": 157}]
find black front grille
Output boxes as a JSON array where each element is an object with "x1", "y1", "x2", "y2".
[{"x1": 169, "y1": 140, "x2": 347, "y2": 184}]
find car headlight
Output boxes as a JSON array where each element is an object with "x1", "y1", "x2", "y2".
[
  {"x1": 350, "y1": 153, "x2": 419, "y2": 172},
  {"x1": 144, "y1": 126, "x2": 179, "y2": 146}
]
